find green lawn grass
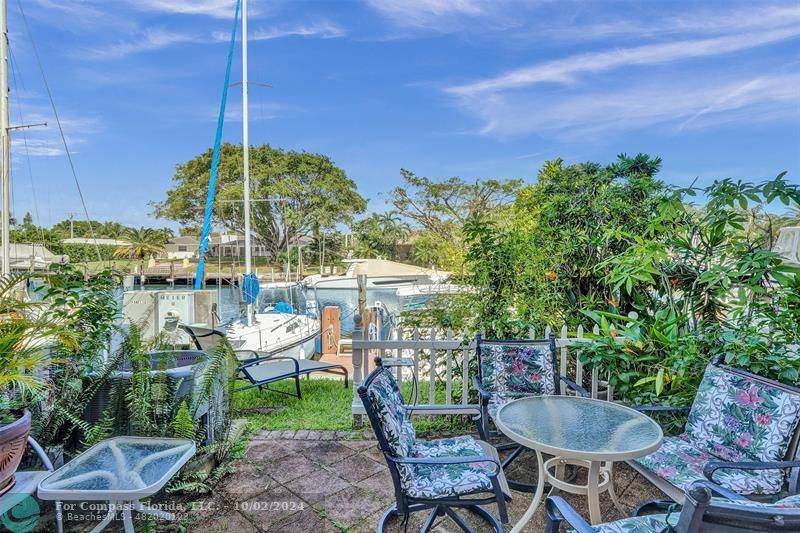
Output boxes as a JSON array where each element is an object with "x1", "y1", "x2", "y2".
[{"x1": 233, "y1": 378, "x2": 473, "y2": 436}]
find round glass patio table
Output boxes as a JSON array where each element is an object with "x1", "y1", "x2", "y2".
[{"x1": 495, "y1": 395, "x2": 663, "y2": 531}]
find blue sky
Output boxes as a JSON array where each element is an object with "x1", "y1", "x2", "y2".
[{"x1": 7, "y1": 0, "x2": 800, "y2": 228}]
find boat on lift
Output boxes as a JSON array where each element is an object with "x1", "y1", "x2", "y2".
[
  {"x1": 396, "y1": 282, "x2": 475, "y2": 311},
  {"x1": 303, "y1": 258, "x2": 449, "y2": 290}
]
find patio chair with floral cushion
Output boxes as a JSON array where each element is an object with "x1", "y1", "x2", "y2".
[
  {"x1": 358, "y1": 360, "x2": 512, "y2": 533},
  {"x1": 545, "y1": 479, "x2": 800, "y2": 533},
  {"x1": 629, "y1": 361, "x2": 800, "y2": 503},
  {"x1": 473, "y1": 333, "x2": 589, "y2": 491}
]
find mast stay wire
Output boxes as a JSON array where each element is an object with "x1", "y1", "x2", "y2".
[
  {"x1": 16, "y1": 0, "x2": 103, "y2": 264},
  {"x1": 8, "y1": 43, "x2": 48, "y2": 248}
]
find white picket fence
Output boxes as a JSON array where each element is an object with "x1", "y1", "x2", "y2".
[{"x1": 350, "y1": 323, "x2": 610, "y2": 418}]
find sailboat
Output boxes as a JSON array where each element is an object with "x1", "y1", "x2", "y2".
[{"x1": 211, "y1": 0, "x2": 319, "y2": 359}]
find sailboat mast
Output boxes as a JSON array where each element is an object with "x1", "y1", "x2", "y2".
[
  {"x1": 242, "y1": 0, "x2": 252, "y2": 326},
  {"x1": 0, "y1": 0, "x2": 9, "y2": 276}
]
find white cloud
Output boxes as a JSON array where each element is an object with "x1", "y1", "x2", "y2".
[
  {"x1": 84, "y1": 28, "x2": 200, "y2": 60},
  {"x1": 26, "y1": 0, "x2": 138, "y2": 33},
  {"x1": 251, "y1": 21, "x2": 345, "y2": 41},
  {"x1": 127, "y1": 0, "x2": 243, "y2": 19},
  {"x1": 213, "y1": 20, "x2": 346, "y2": 42},
  {"x1": 9, "y1": 110, "x2": 100, "y2": 157},
  {"x1": 365, "y1": 0, "x2": 488, "y2": 30},
  {"x1": 457, "y1": 73, "x2": 800, "y2": 138},
  {"x1": 536, "y1": 4, "x2": 800, "y2": 43},
  {"x1": 447, "y1": 27, "x2": 800, "y2": 97}
]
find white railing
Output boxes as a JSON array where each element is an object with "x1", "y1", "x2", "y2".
[{"x1": 351, "y1": 322, "x2": 610, "y2": 418}]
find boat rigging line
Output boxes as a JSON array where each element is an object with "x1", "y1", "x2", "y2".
[
  {"x1": 7, "y1": 43, "x2": 48, "y2": 249},
  {"x1": 16, "y1": 0, "x2": 103, "y2": 264}
]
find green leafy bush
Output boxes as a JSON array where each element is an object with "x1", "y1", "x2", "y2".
[{"x1": 577, "y1": 172, "x2": 800, "y2": 403}]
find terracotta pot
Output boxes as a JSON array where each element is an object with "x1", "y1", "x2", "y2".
[{"x1": 0, "y1": 409, "x2": 31, "y2": 496}]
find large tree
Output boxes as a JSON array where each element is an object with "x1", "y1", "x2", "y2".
[
  {"x1": 384, "y1": 169, "x2": 522, "y2": 270},
  {"x1": 152, "y1": 144, "x2": 366, "y2": 258},
  {"x1": 390, "y1": 170, "x2": 522, "y2": 240}
]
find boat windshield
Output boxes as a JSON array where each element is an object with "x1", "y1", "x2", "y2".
[{"x1": 259, "y1": 283, "x2": 318, "y2": 318}]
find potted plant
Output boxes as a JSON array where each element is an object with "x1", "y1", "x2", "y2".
[{"x1": 0, "y1": 274, "x2": 69, "y2": 495}]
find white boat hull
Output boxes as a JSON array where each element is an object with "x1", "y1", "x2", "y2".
[
  {"x1": 306, "y1": 275, "x2": 433, "y2": 290},
  {"x1": 227, "y1": 313, "x2": 320, "y2": 359}
]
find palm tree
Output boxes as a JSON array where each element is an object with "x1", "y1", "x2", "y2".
[
  {"x1": 113, "y1": 227, "x2": 166, "y2": 274},
  {"x1": 101, "y1": 222, "x2": 125, "y2": 240}
]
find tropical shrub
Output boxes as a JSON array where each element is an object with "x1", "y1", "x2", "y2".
[
  {"x1": 577, "y1": 173, "x2": 800, "y2": 404},
  {"x1": 424, "y1": 154, "x2": 670, "y2": 337}
]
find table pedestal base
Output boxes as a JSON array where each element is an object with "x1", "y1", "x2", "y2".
[
  {"x1": 509, "y1": 453, "x2": 625, "y2": 532},
  {"x1": 89, "y1": 500, "x2": 175, "y2": 533}
]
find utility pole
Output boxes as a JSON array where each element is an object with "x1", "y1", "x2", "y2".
[
  {"x1": 0, "y1": 0, "x2": 9, "y2": 275},
  {"x1": 68, "y1": 212, "x2": 76, "y2": 239}
]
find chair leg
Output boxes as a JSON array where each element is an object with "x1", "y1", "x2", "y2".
[
  {"x1": 442, "y1": 506, "x2": 474, "y2": 532},
  {"x1": 420, "y1": 507, "x2": 440, "y2": 533},
  {"x1": 474, "y1": 406, "x2": 490, "y2": 441},
  {"x1": 544, "y1": 498, "x2": 563, "y2": 533},
  {"x1": 491, "y1": 477, "x2": 509, "y2": 523},
  {"x1": 501, "y1": 444, "x2": 524, "y2": 469},
  {"x1": 295, "y1": 375, "x2": 301, "y2": 399}
]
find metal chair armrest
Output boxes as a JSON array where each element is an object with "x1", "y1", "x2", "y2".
[
  {"x1": 632, "y1": 405, "x2": 691, "y2": 413},
  {"x1": 237, "y1": 355, "x2": 300, "y2": 374},
  {"x1": 545, "y1": 496, "x2": 594, "y2": 533},
  {"x1": 633, "y1": 499, "x2": 680, "y2": 516},
  {"x1": 558, "y1": 376, "x2": 589, "y2": 397},
  {"x1": 685, "y1": 480, "x2": 750, "y2": 502},
  {"x1": 704, "y1": 459, "x2": 800, "y2": 481},
  {"x1": 233, "y1": 349, "x2": 264, "y2": 360},
  {"x1": 472, "y1": 375, "x2": 492, "y2": 403},
  {"x1": 406, "y1": 405, "x2": 481, "y2": 415},
  {"x1": 386, "y1": 454, "x2": 502, "y2": 476},
  {"x1": 27, "y1": 436, "x2": 55, "y2": 472}
]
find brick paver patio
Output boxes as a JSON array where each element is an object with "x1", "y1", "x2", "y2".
[{"x1": 188, "y1": 430, "x2": 666, "y2": 532}]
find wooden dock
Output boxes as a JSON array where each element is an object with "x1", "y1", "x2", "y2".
[{"x1": 138, "y1": 264, "x2": 239, "y2": 286}]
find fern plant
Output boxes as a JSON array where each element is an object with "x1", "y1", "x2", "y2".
[{"x1": 171, "y1": 401, "x2": 195, "y2": 440}]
